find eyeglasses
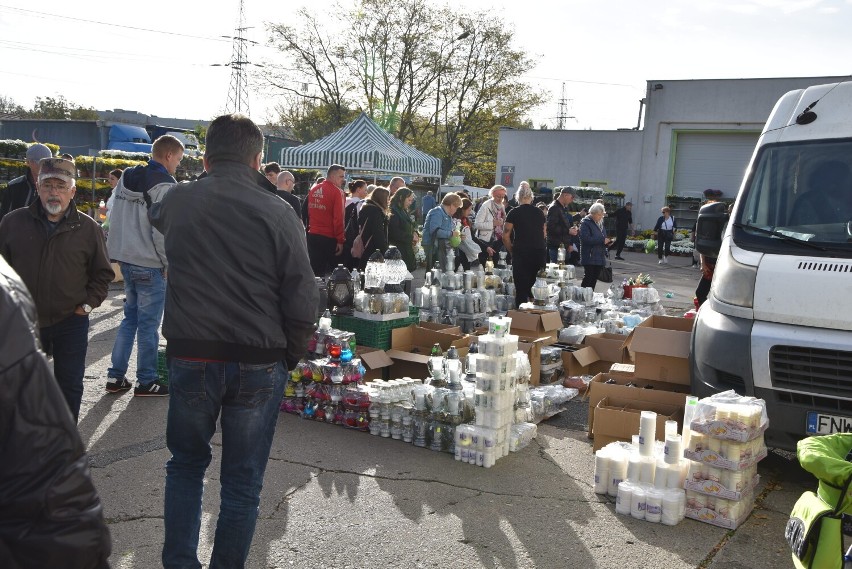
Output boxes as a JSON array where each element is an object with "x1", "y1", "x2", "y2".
[{"x1": 40, "y1": 181, "x2": 72, "y2": 193}]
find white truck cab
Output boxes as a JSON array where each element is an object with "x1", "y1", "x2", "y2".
[{"x1": 691, "y1": 81, "x2": 852, "y2": 451}]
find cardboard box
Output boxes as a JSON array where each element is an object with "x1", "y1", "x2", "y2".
[
  {"x1": 587, "y1": 373, "x2": 691, "y2": 437},
  {"x1": 557, "y1": 344, "x2": 601, "y2": 377},
  {"x1": 626, "y1": 315, "x2": 694, "y2": 383},
  {"x1": 517, "y1": 335, "x2": 554, "y2": 386},
  {"x1": 417, "y1": 322, "x2": 463, "y2": 335},
  {"x1": 608, "y1": 363, "x2": 636, "y2": 381},
  {"x1": 592, "y1": 396, "x2": 683, "y2": 451},
  {"x1": 583, "y1": 333, "x2": 630, "y2": 368},
  {"x1": 385, "y1": 325, "x2": 470, "y2": 379},
  {"x1": 356, "y1": 346, "x2": 394, "y2": 382},
  {"x1": 507, "y1": 309, "x2": 562, "y2": 346}
]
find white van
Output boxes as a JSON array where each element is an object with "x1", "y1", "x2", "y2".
[{"x1": 691, "y1": 81, "x2": 852, "y2": 451}]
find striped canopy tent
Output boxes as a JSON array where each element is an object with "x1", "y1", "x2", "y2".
[{"x1": 281, "y1": 112, "x2": 441, "y2": 179}]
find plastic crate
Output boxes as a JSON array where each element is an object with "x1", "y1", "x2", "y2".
[
  {"x1": 333, "y1": 313, "x2": 419, "y2": 349},
  {"x1": 157, "y1": 347, "x2": 168, "y2": 384}
]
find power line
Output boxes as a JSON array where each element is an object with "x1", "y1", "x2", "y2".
[{"x1": 0, "y1": 4, "x2": 231, "y2": 43}]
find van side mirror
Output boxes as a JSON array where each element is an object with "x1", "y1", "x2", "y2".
[{"x1": 695, "y1": 202, "x2": 729, "y2": 257}]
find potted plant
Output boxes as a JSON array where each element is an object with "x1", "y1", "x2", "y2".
[{"x1": 622, "y1": 273, "x2": 653, "y2": 299}]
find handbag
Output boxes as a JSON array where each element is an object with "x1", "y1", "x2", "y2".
[
  {"x1": 351, "y1": 222, "x2": 372, "y2": 259},
  {"x1": 599, "y1": 262, "x2": 613, "y2": 283}
]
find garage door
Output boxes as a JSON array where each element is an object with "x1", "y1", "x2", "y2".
[{"x1": 672, "y1": 132, "x2": 760, "y2": 197}]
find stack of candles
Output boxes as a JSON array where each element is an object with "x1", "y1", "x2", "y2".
[
  {"x1": 681, "y1": 391, "x2": 769, "y2": 528},
  {"x1": 596, "y1": 416, "x2": 689, "y2": 525},
  {"x1": 455, "y1": 316, "x2": 521, "y2": 468}
]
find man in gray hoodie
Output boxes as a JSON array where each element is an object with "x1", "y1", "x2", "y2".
[{"x1": 105, "y1": 135, "x2": 184, "y2": 396}]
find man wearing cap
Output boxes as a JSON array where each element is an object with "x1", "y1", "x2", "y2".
[
  {"x1": 0, "y1": 143, "x2": 54, "y2": 220},
  {"x1": 611, "y1": 201, "x2": 633, "y2": 260},
  {"x1": 0, "y1": 157, "x2": 114, "y2": 421},
  {"x1": 105, "y1": 135, "x2": 184, "y2": 397},
  {"x1": 546, "y1": 187, "x2": 579, "y2": 263}
]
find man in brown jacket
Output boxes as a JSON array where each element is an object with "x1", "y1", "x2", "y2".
[{"x1": 0, "y1": 157, "x2": 113, "y2": 421}]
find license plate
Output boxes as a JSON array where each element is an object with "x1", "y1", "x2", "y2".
[{"x1": 806, "y1": 411, "x2": 852, "y2": 435}]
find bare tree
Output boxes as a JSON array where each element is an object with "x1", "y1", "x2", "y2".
[{"x1": 262, "y1": 0, "x2": 542, "y2": 179}]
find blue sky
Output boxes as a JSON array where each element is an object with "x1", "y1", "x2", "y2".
[{"x1": 1, "y1": 0, "x2": 850, "y2": 129}]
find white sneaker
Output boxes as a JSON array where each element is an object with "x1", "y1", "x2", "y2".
[
  {"x1": 658, "y1": 259, "x2": 663, "y2": 264},
  {"x1": 664, "y1": 256, "x2": 669, "y2": 264}
]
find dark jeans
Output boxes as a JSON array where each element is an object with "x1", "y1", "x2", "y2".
[
  {"x1": 657, "y1": 230, "x2": 673, "y2": 259},
  {"x1": 696, "y1": 276, "x2": 712, "y2": 307},
  {"x1": 581, "y1": 264, "x2": 603, "y2": 290},
  {"x1": 306, "y1": 233, "x2": 338, "y2": 277},
  {"x1": 163, "y1": 359, "x2": 286, "y2": 569},
  {"x1": 513, "y1": 248, "x2": 546, "y2": 308},
  {"x1": 613, "y1": 229, "x2": 627, "y2": 256},
  {"x1": 40, "y1": 313, "x2": 90, "y2": 422}
]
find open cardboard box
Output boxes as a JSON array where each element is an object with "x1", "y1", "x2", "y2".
[
  {"x1": 587, "y1": 372, "x2": 691, "y2": 437},
  {"x1": 356, "y1": 345, "x2": 394, "y2": 382},
  {"x1": 583, "y1": 333, "x2": 631, "y2": 368},
  {"x1": 592, "y1": 395, "x2": 684, "y2": 451},
  {"x1": 385, "y1": 324, "x2": 470, "y2": 379},
  {"x1": 625, "y1": 315, "x2": 694, "y2": 383},
  {"x1": 417, "y1": 322, "x2": 463, "y2": 334},
  {"x1": 507, "y1": 309, "x2": 562, "y2": 346},
  {"x1": 518, "y1": 335, "x2": 552, "y2": 386},
  {"x1": 554, "y1": 343, "x2": 601, "y2": 378}
]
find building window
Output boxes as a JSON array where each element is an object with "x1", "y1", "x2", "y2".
[
  {"x1": 580, "y1": 180, "x2": 608, "y2": 188},
  {"x1": 529, "y1": 179, "x2": 554, "y2": 190}
]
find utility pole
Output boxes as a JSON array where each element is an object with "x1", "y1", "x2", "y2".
[
  {"x1": 218, "y1": 0, "x2": 256, "y2": 116},
  {"x1": 556, "y1": 82, "x2": 575, "y2": 129}
]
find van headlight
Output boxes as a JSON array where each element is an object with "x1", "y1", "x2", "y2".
[{"x1": 711, "y1": 244, "x2": 757, "y2": 308}]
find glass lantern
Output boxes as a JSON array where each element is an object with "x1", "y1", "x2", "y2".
[
  {"x1": 383, "y1": 246, "x2": 408, "y2": 293},
  {"x1": 363, "y1": 249, "x2": 386, "y2": 293},
  {"x1": 444, "y1": 346, "x2": 463, "y2": 388},
  {"x1": 328, "y1": 264, "x2": 354, "y2": 314},
  {"x1": 531, "y1": 277, "x2": 550, "y2": 306},
  {"x1": 465, "y1": 341, "x2": 478, "y2": 381},
  {"x1": 427, "y1": 342, "x2": 445, "y2": 384}
]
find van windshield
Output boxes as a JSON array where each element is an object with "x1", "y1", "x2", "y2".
[{"x1": 735, "y1": 139, "x2": 852, "y2": 254}]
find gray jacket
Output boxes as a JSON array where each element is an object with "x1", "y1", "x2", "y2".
[
  {"x1": 149, "y1": 161, "x2": 318, "y2": 368},
  {"x1": 107, "y1": 162, "x2": 174, "y2": 269}
]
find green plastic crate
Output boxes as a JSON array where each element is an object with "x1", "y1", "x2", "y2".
[{"x1": 333, "y1": 314, "x2": 419, "y2": 349}]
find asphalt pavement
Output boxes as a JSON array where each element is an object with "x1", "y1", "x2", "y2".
[{"x1": 77, "y1": 249, "x2": 812, "y2": 568}]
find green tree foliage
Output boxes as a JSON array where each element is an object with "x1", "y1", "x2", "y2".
[
  {"x1": 262, "y1": 0, "x2": 542, "y2": 181},
  {"x1": 27, "y1": 95, "x2": 99, "y2": 120}
]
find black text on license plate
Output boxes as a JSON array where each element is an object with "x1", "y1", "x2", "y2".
[{"x1": 807, "y1": 411, "x2": 852, "y2": 435}]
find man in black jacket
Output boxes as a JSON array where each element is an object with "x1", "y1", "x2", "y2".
[
  {"x1": 611, "y1": 201, "x2": 633, "y2": 260},
  {"x1": 150, "y1": 113, "x2": 318, "y2": 569},
  {"x1": 0, "y1": 256, "x2": 111, "y2": 569},
  {"x1": 0, "y1": 143, "x2": 53, "y2": 219},
  {"x1": 545, "y1": 187, "x2": 579, "y2": 263}
]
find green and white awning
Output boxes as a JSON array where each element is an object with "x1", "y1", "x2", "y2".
[{"x1": 281, "y1": 112, "x2": 441, "y2": 179}]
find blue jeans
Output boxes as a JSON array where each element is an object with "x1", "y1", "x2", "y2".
[
  {"x1": 162, "y1": 359, "x2": 285, "y2": 569},
  {"x1": 108, "y1": 263, "x2": 165, "y2": 386},
  {"x1": 40, "y1": 313, "x2": 89, "y2": 422}
]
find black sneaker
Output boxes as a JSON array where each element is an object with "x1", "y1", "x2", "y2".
[
  {"x1": 105, "y1": 376, "x2": 132, "y2": 393},
  {"x1": 614, "y1": 256, "x2": 625, "y2": 260},
  {"x1": 134, "y1": 381, "x2": 169, "y2": 397}
]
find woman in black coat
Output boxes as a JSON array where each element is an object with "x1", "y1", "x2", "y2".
[{"x1": 357, "y1": 186, "x2": 390, "y2": 270}]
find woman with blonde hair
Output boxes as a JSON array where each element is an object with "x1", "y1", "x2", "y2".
[
  {"x1": 388, "y1": 187, "x2": 418, "y2": 271},
  {"x1": 579, "y1": 202, "x2": 613, "y2": 289},
  {"x1": 356, "y1": 186, "x2": 390, "y2": 270},
  {"x1": 423, "y1": 192, "x2": 462, "y2": 270}
]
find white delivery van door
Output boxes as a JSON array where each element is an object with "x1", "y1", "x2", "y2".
[{"x1": 672, "y1": 132, "x2": 760, "y2": 196}]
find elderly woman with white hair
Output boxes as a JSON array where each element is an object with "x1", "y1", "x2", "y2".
[
  {"x1": 502, "y1": 184, "x2": 546, "y2": 308},
  {"x1": 474, "y1": 184, "x2": 508, "y2": 262},
  {"x1": 579, "y1": 202, "x2": 613, "y2": 289}
]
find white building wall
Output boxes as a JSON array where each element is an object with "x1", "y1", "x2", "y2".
[
  {"x1": 497, "y1": 75, "x2": 848, "y2": 229},
  {"x1": 495, "y1": 129, "x2": 643, "y2": 198}
]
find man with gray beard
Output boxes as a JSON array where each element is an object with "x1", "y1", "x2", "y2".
[{"x1": 0, "y1": 157, "x2": 113, "y2": 421}]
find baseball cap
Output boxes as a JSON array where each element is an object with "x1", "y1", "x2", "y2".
[
  {"x1": 38, "y1": 158, "x2": 76, "y2": 185},
  {"x1": 557, "y1": 187, "x2": 578, "y2": 198},
  {"x1": 26, "y1": 143, "x2": 53, "y2": 162}
]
